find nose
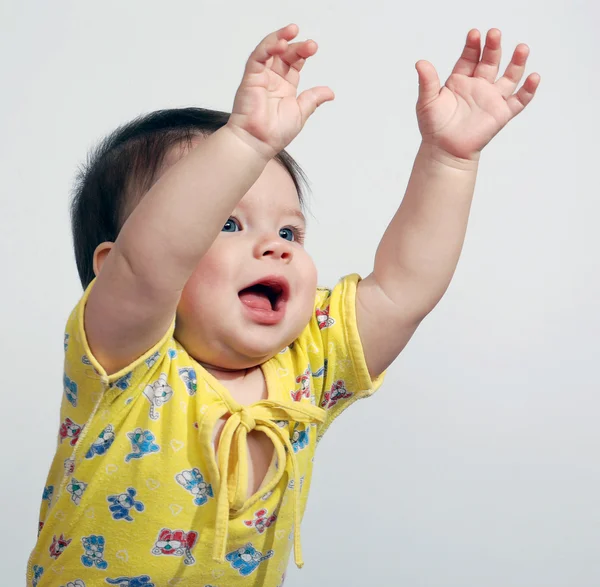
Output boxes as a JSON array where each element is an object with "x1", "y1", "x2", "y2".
[{"x1": 253, "y1": 234, "x2": 293, "y2": 263}]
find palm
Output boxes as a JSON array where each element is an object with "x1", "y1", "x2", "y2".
[
  {"x1": 419, "y1": 74, "x2": 514, "y2": 159},
  {"x1": 229, "y1": 25, "x2": 334, "y2": 158},
  {"x1": 234, "y1": 66, "x2": 304, "y2": 149},
  {"x1": 416, "y1": 29, "x2": 540, "y2": 161}
]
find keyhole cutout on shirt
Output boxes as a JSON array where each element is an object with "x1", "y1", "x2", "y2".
[{"x1": 210, "y1": 367, "x2": 275, "y2": 500}]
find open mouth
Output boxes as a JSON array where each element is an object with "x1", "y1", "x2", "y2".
[{"x1": 238, "y1": 276, "x2": 289, "y2": 313}]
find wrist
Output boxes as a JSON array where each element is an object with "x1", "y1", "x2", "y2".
[
  {"x1": 223, "y1": 122, "x2": 277, "y2": 164},
  {"x1": 419, "y1": 141, "x2": 481, "y2": 172}
]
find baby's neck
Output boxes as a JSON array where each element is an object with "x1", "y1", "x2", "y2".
[
  {"x1": 197, "y1": 361, "x2": 254, "y2": 383},
  {"x1": 198, "y1": 362, "x2": 267, "y2": 406}
]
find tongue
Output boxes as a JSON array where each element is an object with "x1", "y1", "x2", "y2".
[{"x1": 239, "y1": 290, "x2": 272, "y2": 311}]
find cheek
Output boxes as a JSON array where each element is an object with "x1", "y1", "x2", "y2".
[
  {"x1": 295, "y1": 254, "x2": 318, "y2": 314},
  {"x1": 179, "y1": 249, "x2": 231, "y2": 310},
  {"x1": 196, "y1": 239, "x2": 240, "y2": 284},
  {"x1": 298, "y1": 253, "x2": 318, "y2": 291}
]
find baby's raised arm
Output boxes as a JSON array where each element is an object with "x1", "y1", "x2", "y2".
[
  {"x1": 85, "y1": 24, "x2": 334, "y2": 375},
  {"x1": 356, "y1": 29, "x2": 540, "y2": 378}
]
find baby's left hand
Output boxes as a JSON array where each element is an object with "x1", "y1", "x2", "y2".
[{"x1": 415, "y1": 29, "x2": 540, "y2": 161}]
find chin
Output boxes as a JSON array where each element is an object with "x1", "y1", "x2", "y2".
[
  {"x1": 234, "y1": 334, "x2": 289, "y2": 361},
  {"x1": 230, "y1": 323, "x2": 301, "y2": 362}
]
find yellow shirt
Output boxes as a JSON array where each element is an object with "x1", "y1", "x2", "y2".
[{"x1": 27, "y1": 273, "x2": 385, "y2": 587}]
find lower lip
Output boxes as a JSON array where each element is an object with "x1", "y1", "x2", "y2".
[{"x1": 239, "y1": 298, "x2": 287, "y2": 325}]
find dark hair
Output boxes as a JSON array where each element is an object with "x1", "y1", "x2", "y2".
[{"x1": 70, "y1": 107, "x2": 310, "y2": 289}]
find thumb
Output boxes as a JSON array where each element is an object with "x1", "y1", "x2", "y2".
[
  {"x1": 297, "y1": 86, "x2": 335, "y2": 125},
  {"x1": 415, "y1": 60, "x2": 440, "y2": 107}
]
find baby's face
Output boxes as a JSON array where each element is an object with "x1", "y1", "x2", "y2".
[{"x1": 174, "y1": 157, "x2": 317, "y2": 371}]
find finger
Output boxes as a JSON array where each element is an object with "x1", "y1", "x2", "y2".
[
  {"x1": 269, "y1": 40, "x2": 318, "y2": 81},
  {"x1": 506, "y1": 72, "x2": 541, "y2": 118},
  {"x1": 415, "y1": 60, "x2": 441, "y2": 108},
  {"x1": 297, "y1": 86, "x2": 335, "y2": 124},
  {"x1": 246, "y1": 24, "x2": 299, "y2": 74},
  {"x1": 495, "y1": 44, "x2": 530, "y2": 99},
  {"x1": 451, "y1": 29, "x2": 482, "y2": 77},
  {"x1": 278, "y1": 40, "x2": 318, "y2": 73},
  {"x1": 474, "y1": 28, "x2": 502, "y2": 82}
]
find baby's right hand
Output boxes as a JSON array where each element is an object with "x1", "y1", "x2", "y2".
[{"x1": 227, "y1": 24, "x2": 335, "y2": 160}]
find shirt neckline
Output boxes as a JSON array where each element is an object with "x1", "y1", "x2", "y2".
[{"x1": 191, "y1": 351, "x2": 284, "y2": 407}]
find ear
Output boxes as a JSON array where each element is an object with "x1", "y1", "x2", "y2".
[{"x1": 92, "y1": 242, "x2": 115, "y2": 277}]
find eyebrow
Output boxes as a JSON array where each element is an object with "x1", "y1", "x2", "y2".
[{"x1": 281, "y1": 208, "x2": 306, "y2": 224}]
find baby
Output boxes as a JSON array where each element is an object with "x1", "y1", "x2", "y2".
[{"x1": 27, "y1": 23, "x2": 539, "y2": 587}]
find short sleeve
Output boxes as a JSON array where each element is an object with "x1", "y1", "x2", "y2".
[
  {"x1": 300, "y1": 273, "x2": 386, "y2": 439},
  {"x1": 36, "y1": 279, "x2": 178, "y2": 534},
  {"x1": 61, "y1": 277, "x2": 177, "y2": 425}
]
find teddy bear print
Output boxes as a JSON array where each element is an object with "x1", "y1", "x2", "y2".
[
  {"x1": 225, "y1": 543, "x2": 274, "y2": 576},
  {"x1": 85, "y1": 424, "x2": 115, "y2": 459},
  {"x1": 143, "y1": 373, "x2": 174, "y2": 420},
  {"x1": 125, "y1": 428, "x2": 160, "y2": 462},
  {"x1": 151, "y1": 528, "x2": 198, "y2": 566},
  {"x1": 316, "y1": 305, "x2": 335, "y2": 329},
  {"x1": 66, "y1": 477, "x2": 87, "y2": 506},
  {"x1": 107, "y1": 487, "x2": 145, "y2": 521},
  {"x1": 291, "y1": 424, "x2": 309, "y2": 453},
  {"x1": 175, "y1": 468, "x2": 214, "y2": 506},
  {"x1": 81, "y1": 534, "x2": 108, "y2": 569},
  {"x1": 243, "y1": 508, "x2": 277, "y2": 534},
  {"x1": 320, "y1": 379, "x2": 352, "y2": 409},
  {"x1": 49, "y1": 533, "x2": 72, "y2": 559},
  {"x1": 178, "y1": 367, "x2": 197, "y2": 395},
  {"x1": 290, "y1": 368, "x2": 311, "y2": 402},
  {"x1": 59, "y1": 417, "x2": 82, "y2": 446}
]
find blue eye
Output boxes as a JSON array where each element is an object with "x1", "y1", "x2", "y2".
[
  {"x1": 222, "y1": 218, "x2": 240, "y2": 232},
  {"x1": 279, "y1": 227, "x2": 295, "y2": 242}
]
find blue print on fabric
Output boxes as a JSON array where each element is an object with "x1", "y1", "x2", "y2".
[
  {"x1": 312, "y1": 360, "x2": 327, "y2": 378},
  {"x1": 85, "y1": 425, "x2": 115, "y2": 459},
  {"x1": 32, "y1": 565, "x2": 44, "y2": 587},
  {"x1": 42, "y1": 485, "x2": 54, "y2": 502},
  {"x1": 125, "y1": 428, "x2": 159, "y2": 462},
  {"x1": 81, "y1": 535, "x2": 108, "y2": 569},
  {"x1": 105, "y1": 576, "x2": 154, "y2": 586},
  {"x1": 64, "y1": 374, "x2": 78, "y2": 407},
  {"x1": 226, "y1": 543, "x2": 274, "y2": 576},
  {"x1": 178, "y1": 367, "x2": 197, "y2": 395},
  {"x1": 113, "y1": 372, "x2": 132, "y2": 390},
  {"x1": 175, "y1": 468, "x2": 214, "y2": 506},
  {"x1": 291, "y1": 425, "x2": 309, "y2": 453},
  {"x1": 145, "y1": 352, "x2": 160, "y2": 369},
  {"x1": 107, "y1": 487, "x2": 145, "y2": 521}
]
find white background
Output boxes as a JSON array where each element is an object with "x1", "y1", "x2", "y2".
[{"x1": 2, "y1": 0, "x2": 599, "y2": 585}]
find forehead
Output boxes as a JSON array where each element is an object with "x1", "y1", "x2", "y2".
[
  {"x1": 239, "y1": 158, "x2": 301, "y2": 214},
  {"x1": 163, "y1": 135, "x2": 302, "y2": 213}
]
